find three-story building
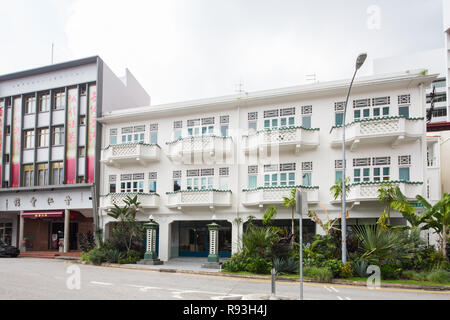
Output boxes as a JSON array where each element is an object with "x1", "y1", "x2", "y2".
[{"x1": 99, "y1": 69, "x2": 437, "y2": 262}]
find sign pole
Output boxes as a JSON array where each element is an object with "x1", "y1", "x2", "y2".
[{"x1": 296, "y1": 190, "x2": 307, "y2": 301}]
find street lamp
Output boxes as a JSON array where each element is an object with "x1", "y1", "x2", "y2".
[{"x1": 341, "y1": 53, "x2": 367, "y2": 264}]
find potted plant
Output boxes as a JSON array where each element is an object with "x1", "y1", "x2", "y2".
[
  {"x1": 21, "y1": 240, "x2": 27, "y2": 252},
  {"x1": 58, "y1": 241, "x2": 64, "y2": 253}
]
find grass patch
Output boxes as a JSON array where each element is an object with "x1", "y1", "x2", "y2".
[{"x1": 220, "y1": 271, "x2": 450, "y2": 287}]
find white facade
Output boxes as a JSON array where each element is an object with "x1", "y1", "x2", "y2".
[{"x1": 99, "y1": 70, "x2": 437, "y2": 261}]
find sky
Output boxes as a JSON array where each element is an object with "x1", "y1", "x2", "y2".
[{"x1": 0, "y1": 0, "x2": 445, "y2": 105}]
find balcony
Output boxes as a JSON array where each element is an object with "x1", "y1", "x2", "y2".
[
  {"x1": 241, "y1": 185, "x2": 319, "y2": 207},
  {"x1": 166, "y1": 189, "x2": 232, "y2": 209},
  {"x1": 101, "y1": 143, "x2": 161, "y2": 167},
  {"x1": 100, "y1": 193, "x2": 160, "y2": 209},
  {"x1": 342, "y1": 181, "x2": 423, "y2": 203},
  {"x1": 330, "y1": 117, "x2": 424, "y2": 150},
  {"x1": 242, "y1": 126, "x2": 320, "y2": 154},
  {"x1": 166, "y1": 136, "x2": 233, "y2": 164}
]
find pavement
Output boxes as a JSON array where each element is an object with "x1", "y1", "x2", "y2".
[{"x1": 0, "y1": 257, "x2": 449, "y2": 300}]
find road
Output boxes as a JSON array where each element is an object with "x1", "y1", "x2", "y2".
[{"x1": 0, "y1": 258, "x2": 449, "y2": 300}]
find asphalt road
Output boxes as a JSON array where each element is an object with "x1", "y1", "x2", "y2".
[{"x1": 0, "y1": 258, "x2": 449, "y2": 300}]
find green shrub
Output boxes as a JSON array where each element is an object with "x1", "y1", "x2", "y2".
[
  {"x1": 353, "y1": 259, "x2": 369, "y2": 277},
  {"x1": 86, "y1": 247, "x2": 106, "y2": 265},
  {"x1": 320, "y1": 259, "x2": 343, "y2": 277},
  {"x1": 246, "y1": 257, "x2": 272, "y2": 274},
  {"x1": 339, "y1": 262, "x2": 354, "y2": 278},
  {"x1": 79, "y1": 231, "x2": 96, "y2": 253},
  {"x1": 426, "y1": 270, "x2": 450, "y2": 283},
  {"x1": 273, "y1": 257, "x2": 299, "y2": 274},
  {"x1": 104, "y1": 248, "x2": 125, "y2": 263},
  {"x1": 223, "y1": 253, "x2": 248, "y2": 272},
  {"x1": 380, "y1": 264, "x2": 402, "y2": 280},
  {"x1": 307, "y1": 267, "x2": 333, "y2": 282},
  {"x1": 402, "y1": 270, "x2": 427, "y2": 281},
  {"x1": 126, "y1": 250, "x2": 143, "y2": 264}
]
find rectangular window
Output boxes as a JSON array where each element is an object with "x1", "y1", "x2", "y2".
[
  {"x1": 399, "y1": 106, "x2": 409, "y2": 118},
  {"x1": 53, "y1": 91, "x2": 65, "y2": 110},
  {"x1": 373, "y1": 107, "x2": 380, "y2": 117},
  {"x1": 39, "y1": 93, "x2": 50, "y2": 112},
  {"x1": 382, "y1": 107, "x2": 390, "y2": 116},
  {"x1": 248, "y1": 175, "x2": 257, "y2": 189},
  {"x1": 302, "y1": 116, "x2": 311, "y2": 129},
  {"x1": 149, "y1": 180, "x2": 157, "y2": 193},
  {"x1": 399, "y1": 167, "x2": 410, "y2": 181},
  {"x1": 79, "y1": 115, "x2": 86, "y2": 126},
  {"x1": 109, "y1": 179, "x2": 116, "y2": 193},
  {"x1": 5, "y1": 126, "x2": 10, "y2": 135},
  {"x1": 219, "y1": 176, "x2": 229, "y2": 189},
  {"x1": 335, "y1": 170, "x2": 343, "y2": 183},
  {"x1": 302, "y1": 172, "x2": 312, "y2": 186},
  {"x1": 78, "y1": 147, "x2": 85, "y2": 157},
  {"x1": 354, "y1": 110, "x2": 361, "y2": 119},
  {"x1": 52, "y1": 126, "x2": 64, "y2": 146},
  {"x1": 220, "y1": 125, "x2": 229, "y2": 137},
  {"x1": 3, "y1": 154, "x2": 9, "y2": 164},
  {"x1": 24, "y1": 130, "x2": 34, "y2": 149},
  {"x1": 363, "y1": 109, "x2": 370, "y2": 118},
  {"x1": 354, "y1": 169, "x2": 361, "y2": 183},
  {"x1": 23, "y1": 165, "x2": 34, "y2": 187},
  {"x1": 150, "y1": 132, "x2": 158, "y2": 145},
  {"x1": 37, "y1": 163, "x2": 49, "y2": 186},
  {"x1": 77, "y1": 176, "x2": 85, "y2": 184},
  {"x1": 335, "y1": 113, "x2": 344, "y2": 126},
  {"x1": 173, "y1": 179, "x2": 181, "y2": 192},
  {"x1": 38, "y1": 128, "x2": 49, "y2": 147},
  {"x1": 52, "y1": 162, "x2": 64, "y2": 185},
  {"x1": 25, "y1": 96, "x2": 35, "y2": 114},
  {"x1": 248, "y1": 121, "x2": 257, "y2": 133}
]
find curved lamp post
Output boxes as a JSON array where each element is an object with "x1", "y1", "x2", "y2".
[{"x1": 341, "y1": 53, "x2": 367, "y2": 264}]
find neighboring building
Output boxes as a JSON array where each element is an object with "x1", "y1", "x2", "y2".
[
  {"x1": 98, "y1": 70, "x2": 437, "y2": 262},
  {"x1": 0, "y1": 56, "x2": 149, "y2": 251}
]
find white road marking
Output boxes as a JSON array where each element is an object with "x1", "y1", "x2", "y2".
[
  {"x1": 330, "y1": 286, "x2": 339, "y2": 293},
  {"x1": 337, "y1": 296, "x2": 344, "y2": 300},
  {"x1": 324, "y1": 286, "x2": 333, "y2": 292},
  {"x1": 90, "y1": 281, "x2": 113, "y2": 286},
  {"x1": 345, "y1": 297, "x2": 351, "y2": 300}
]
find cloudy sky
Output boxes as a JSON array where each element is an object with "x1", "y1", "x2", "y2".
[{"x1": 0, "y1": 0, "x2": 445, "y2": 105}]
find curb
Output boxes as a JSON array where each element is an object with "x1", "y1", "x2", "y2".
[{"x1": 67, "y1": 260, "x2": 450, "y2": 292}]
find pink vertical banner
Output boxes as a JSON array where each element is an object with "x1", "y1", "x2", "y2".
[
  {"x1": 0, "y1": 99, "x2": 4, "y2": 185},
  {"x1": 11, "y1": 97, "x2": 22, "y2": 187},
  {"x1": 87, "y1": 84, "x2": 97, "y2": 183},
  {"x1": 65, "y1": 88, "x2": 78, "y2": 184}
]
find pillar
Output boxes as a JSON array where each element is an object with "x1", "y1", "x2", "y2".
[
  {"x1": 231, "y1": 219, "x2": 243, "y2": 255},
  {"x1": 64, "y1": 209, "x2": 70, "y2": 253},
  {"x1": 158, "y1": 220, "x2": 170, "y2": 262},
  {"x1": 207, "y1": 222, "x2": 220, "y2": 263},
  {"x1": 19, "y1": 212, "x2": 24, "y2": 251}
]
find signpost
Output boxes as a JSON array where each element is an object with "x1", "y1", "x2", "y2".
[{"x1": 296, "y1": 190, "x2": 308, "y2": 301}]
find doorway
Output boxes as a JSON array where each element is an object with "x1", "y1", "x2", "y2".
[{"x1": 49, "y1": 222, "x2": 78, "y2": 250}]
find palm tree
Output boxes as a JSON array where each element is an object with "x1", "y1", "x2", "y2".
[
  {"x1": 330, "y1": 178, "x2": 351, "y2": 219},
  {"x1": 282, "y1": 188, "x2": 296, "y2": 241},
  {"x1": 377, "y1": 182, "x2": 398, "y2": 226},
  {"x1": 416, "y1": 193, "x2": 450, "y2": 259}
]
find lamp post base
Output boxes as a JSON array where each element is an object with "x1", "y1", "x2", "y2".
[{"x1": 201, "y1": 262, "x2": 222, "y2": 269}]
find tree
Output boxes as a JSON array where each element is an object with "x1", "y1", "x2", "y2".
[
  {"x1": 377, "y1": 182, "x2": 399, "y2": 228},
  {"x1": 282, "y1": 188, "x2": 296, "y2": 243},
  {"x1": 308, "y1": 204, "x2": 344, "y2": 236},
  {"x1": 416, "y1": 193, "x2": 450, "y2": 259},
  {"x1": 330, "y1": 178, "x2": 351, "y2": 218},
  {"x1": 107, "y1": 196, "x2": 145, "y2": 254}
]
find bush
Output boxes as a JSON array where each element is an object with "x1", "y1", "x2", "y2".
[
  {"x1": 104, "y1": 248, "x2": 125, "y2": 263},
  {"x1": 426, "y1": 270, "x2": 450, "y2": 283},
  {"x1": 320, "y1": 259, "x2": 343, "y2": 277},
  {"x1": 339, "y1": 262, "x2": 354, "y2": 278},
  {"x1": 79, "y1": 231, "x2": 96, "y2": 253},
  {"x1": 402, "y1": 270, "x2": 427, "y2": 281},
  {"x1": 304, "y1": 267, "x2": 333, "y2": 282},
  {"x1": 85, "y1": 247, "x2": 106, "y2": 265},
  {"x1": 273, "y1": 257, "x2": 299, "y2": 274},
  {"x1": 353, "y1": 259, "x2": 369, "y2": 277},
  {"x1": 223, "y1": 252, "x2": 248, "y2": 272},
  {"x1": 380, "y1": 263, "x2": 402, "y2": 280},
  {"x1": 246, "y1": 257, "x2": 272, "y2": 274}
]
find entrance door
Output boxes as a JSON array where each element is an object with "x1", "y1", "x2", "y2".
[
  {"x1": 49, "y1": 222, "x2": 78, "y2": 250},
  {"x1": 0, "y1": 223, "x2": 13, "y2": 245}
]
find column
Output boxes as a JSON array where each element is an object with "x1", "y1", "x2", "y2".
[
  {"x1": 157, "y1": 220, "x2": 170, "y2": 262},
  {"x1": 18, "y1": 212, "x2": 24, "y2": 251},
  {"x1": 144, "y1": 220, "x2": 158, "y2": 260},
  {"x1": 64, "y1": 209, "x2": 70, "y2": 253},
  {"x1": 231, "y1": 219, "x2": 243, "y2": 255}
]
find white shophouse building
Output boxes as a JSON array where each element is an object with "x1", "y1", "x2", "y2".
[{"x1": 98, "y1": 70, "x2": 438, "y2": 262}]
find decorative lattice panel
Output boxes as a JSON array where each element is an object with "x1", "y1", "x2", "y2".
[
  {"x1": 301, "y1": 105, "x2": 313, "y2": 115},
  {"x1": 219, "y1": 167, "x2": 229, "y2": 176},
  {"x1": 133, "y1": 173, "x2": 144, "y2": 180},
  {"x1": 353, "y1": 158, "x2": 371, "y2": 167},
  {"x1": 201, "y1": 168, "x2": 214, "y2": 176},
  {"x1": 353, "y1": 99, "x2": 371, "y2": 108},
  {"x1": 149, "y1": 172, "x2": 157, "y2": 180},
  {"x1": 121, "y1": 174, "x2": 132, "y2": 181},
  {"x1": 187, "y1": 169, "x2": 200, "y2": 177},
  {"x1": 398, "y1": 95, "x2": 411, "y2": 105},
  {"x1": 122, "y1": 127, "x2": 133, "y2": 134},
  {"x1": 110, "y1": 128, "x2": 117, "y2": 135},
  {"x1": 280, "y1": 107, "x2": 295, "y2": 116},
  {"x1": 264, "y1": 109, "x2": 279, "y2": 118},
  {"x1": 264, "y1": 165, "x2": 278, "y2": 172},
  {"x1": 173, "y1": 171, "x2": 181, "y2": 179},
  {"x1": 187, "y1": 119, "x2": 200, "y2": 127},
  {"x1": 280, "y1": 163, "x2": 296, "y2": 171},
  {"x1": 134, "y1": 125, "x2": 145, "y2": 132},
  {"x1": 262, "y1": 127, "x2": 297, "y2": 144},
  {"x1": 398, "y1": 155, "x2": 411, "y2": 166},
  {"x1": 335, "y1": 160, "x2": 343, "y2": 169},
  {"x1": 372, "y1": 96, "x2": 390, "y2": 106},
  {"x1": 302, "y1": 162, "x2": 313, "y2": 171},
  {"x1": 109, "y1": 175, "x2": 117, "y2": 182},
  {"x1": 174, "y1": 121, "x2": 182, "y2": 129},
  {"x1": 112, "y1": 144, "x2": 138, "y2": 157},
  {"x1": 150, "y1": 124, "x2": 158, "y2": 132},
  {"x1": 202, "y1": 117, "x2": 215, "y2": 125},
  {"x1": 248, "y1": 112, "x2": 258, "y2": 121},
  {"x1": 360, "y1": 119, "x2": 399, "y2": 135},
  {"x1": 335, "y1": 102, "x2": 345, "y2": 112},
  {"x1": 373, "y1": 157, "x2": 391, "y2": 166},
  {"x1": 248, "y1": 166, "x2": 258, "y2": 174},
  {"x1": 220, "y1": 116, "x2": 230, "y2": 124}
]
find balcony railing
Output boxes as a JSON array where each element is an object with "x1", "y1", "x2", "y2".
[
  {"x1": 330, "y1": 116, "x2": 424, "y2": 150},
  {"x1": 101, "y1": 143, "x2": 161, "y2": 166},
  {"x1": 343, "y1": 181, "x2": 423, "y2": 203},
  {"x1": 166, "y1": 189, "x2": 232, "y2": 209},
  {"x1": 166, "y1": 136, "x2": 233, "y2": 164},
  {"x1": 100, "y1": 193, "x2": 160, "y2": 209},
  {"x1": 241, "y1": 185, "x2": 319, "y2": 207},
  {"x1": 242, "y1": 126, "x2": 320, "y2": 154}
]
